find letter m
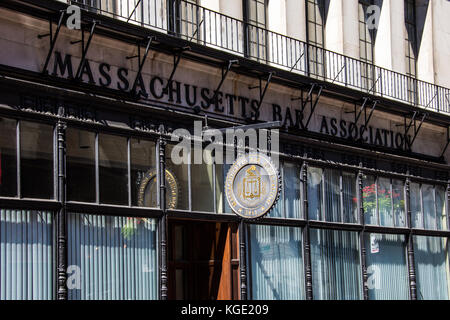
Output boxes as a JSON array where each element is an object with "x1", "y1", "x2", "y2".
[{"x1": 52, "y1": 51, "x2": 74, "y2": 79}]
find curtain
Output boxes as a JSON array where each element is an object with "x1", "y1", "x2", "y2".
[
  {"x1": 249, "y1": 225, "x2": 304, "y2": 300},
  {"x1": 310, "y1": 228, "x2": 362, "y2": 300},
  {"x1": 410, "y1": 183, "x2": 422, "y2": 228},
  {"x1": 307, "y1": 167, "x2": 323, "y2": 221},
  {"x1": 435, "y1": 186, "x2": 447, "y2": 231},
  {"x1": 324, "y1": 169, "x2": 340, "y2": 222},
  {"x1": 283, "y1": 163, "x2": 301, "y2": 219},
  {"x1": 0, "y1": 209, "x2": 54, "y2": 300},
  {"x1": 68, "y1": 213, "x2": 158, "y2": 300},
  {"x1": 414, "y1": 236, "x2": 450, "y2": 300},
  {"x1": 342, "y1": 172, "x2": 358, "y2": 224},
  {"x1": 364, "y1": 234, "x2": 409, "y2": 300}
]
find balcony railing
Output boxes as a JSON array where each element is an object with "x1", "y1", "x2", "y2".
[{"x1": 69, "y1": 0, "x2": 450, "y2": 115}]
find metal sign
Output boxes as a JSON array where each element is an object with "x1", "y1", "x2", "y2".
[{"x1": 225, "y1": 153, "x2": 280, "y2": 220}]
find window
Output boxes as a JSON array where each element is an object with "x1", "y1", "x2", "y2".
[
  {"x1": 249, "y1": 225, "x2": 304, "y2": 300},
  {"x1": 168, "y1": 0, "x2": 200, "y2": 40},
  {"x1": 306, "y1": 0, "x2": 325, "y2": 77},
  {"x1": 308, "y1": 167, "x2": 358, "y2": 224},
  {"x1": 67, "y1": 213, "x2": 158, "y2": 300},
  {"x1": 410, "y1": 183, "x2": 447, "y2": 231},
  {"x1": 310, "y1": 229, "x2": 362, "y2": 300},
  {"x1": 245, "y1": 0, "x2": 267, "y2": 61},
  {"x1": 0, "y1": 209, "x2": 54, "y2": 300},
  {"x1": 364, "y1": 233, "x2": 410, "y2": 300},
  {"x1": 131, "y1": 138, "x2": 157, "y2": 207},
  {"x1": 413, "y1": 236, "x2": 450, "y2": 300},
  {"x1": 362, "y1": 175, "x2": 406, "y2": 228},
  {"x1": 405, "y1": 0, "x2": 417, "y2": 103},
  {"x1": 0, "y1": 118, "x2": 17, "y2": 197},
  {"x1": 359, "y1": 0, "x2": 375, "y2": 90}
]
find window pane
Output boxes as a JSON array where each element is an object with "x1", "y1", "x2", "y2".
[
  {"x1": 392, "y1": 180, "x2": 406, "y2": 227},
  {"x1": 67, "y1": 213, "x2": 158, "y2": 300},
  {"x1": 216, "y1": 163, "x2": 232, "y2": 214},
  {"x1": 0, "y1": 209, "x2": 54, "y2": 300},
  {"x1": 67, "y1": 128, "x2": 95, "y2": 202},
  {"x1": 131, "y1": 139, "x2": 157, "y2": 208},
  {"x1": 284, "y1": 163, "x2": 301, "y2": 219},
  {"x1": 435, "y1": 186, "x2": 447, "y2": 231},
  {"x1": 167, "y1": 144, "x2": 189, "y2": 210},
  {"x1": 310, "y1": 229, "x2": 362, "y2": 300},
  {"x1": 308, "y1": 166, "x2": 323, "y2": 221},
  {"x1": 0, "y1": 118, "x2": 17, "y2": 197},
  {"x1": 324, "y1": 168, "x2": 340, "y2": 222},
  {"x1": 342, "y1": 172, "x2": 358, "y2": 224},
  {"x1": 249, "y1": 225, "x2": 304, "y2": 300},
  {"x1": 363, "y1": 175, "x2": 377, "y2": 225},
  {"x1": 410, "y1": 182, "x2": 422, "y2": 228},
  {"x1": 364, "y1": 234, "x2": 409, "y2": 300},
  {"x1": 378, "y1": 178, "x2": 394, "y2": 227},
  {"x1": 422, "y1": 184, "x2": 436, "y2": 230},
  {"x1": 191, "y1": 149, "x2": 214, "y2": 212},
  {"x1": 99, "y1": 134, "x2": 128, "y2": 205},
  {"x1": 20, "y1": 121, "x2": 53, "y2": 199},
  {"x1": 414, "y1": 236, "x2": 449, "y2": 300}
]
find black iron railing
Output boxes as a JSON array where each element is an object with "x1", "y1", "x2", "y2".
[{"x1": 69, "y1": 0, "x2": 450, "y2": 115}]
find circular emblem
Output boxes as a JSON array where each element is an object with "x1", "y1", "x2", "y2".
[
  {"x1": 225, "y1": 153, "x2": 280, "y2": 219},
  {"x1": 138, "y1": 168, "x2": 179, "y2": 209}
]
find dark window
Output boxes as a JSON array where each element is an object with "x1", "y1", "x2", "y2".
[
  {"x1": 0, "y1": 118, "x2": 17, "y2": 197},
  {"x1": 359, "y1": 0, "x2": 375, "y2": 90},
  {"x1": 20, "y1": 121, "x2": 54, "y2": 199},
  {"x1": 306, "y1": 0, "x2": 325, "y2": 77},
  {"x1": 131, "y1": 138, "x2": 157, "y2": 207},
  {"x1": 405, "y1": 0, "x2": 418, "y2": 103},
  {"x1": 245, "y1": 0, "x2": 267, "y2": 61}
]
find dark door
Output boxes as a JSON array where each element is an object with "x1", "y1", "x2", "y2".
[{"x1": 168, "y1": 220, "x2": 240, "y2": 300}]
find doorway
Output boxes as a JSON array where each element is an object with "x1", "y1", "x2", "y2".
[{"x1": 168, "y1": 220, "x2": 240, "y2": 300}]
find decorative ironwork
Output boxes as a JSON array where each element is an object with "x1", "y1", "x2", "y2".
[
  {"x1": 248, "y1": 72, "x2": 273, "y2": 121},
  {"x1": 72, "y1": 21, "x2": 97, "y2": 81},
  {"x1": 158, "y1": 126, "x2": 168, "y2": 300},
  {"x1": 127, "y1": 36, "x2": 155, "y2": 96},
  {"x1": 162, "y1": 46, "x2": 191, "y2": 95},
  {"x1": 38, "y1": 10, "x2": 66, "y2": 74}
]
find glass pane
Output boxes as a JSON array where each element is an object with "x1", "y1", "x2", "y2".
[
  {"x1": 413, "y1": 236, "x2": 449, "y2": 300},
  {"x1": 191, "y1": 149, "x2": 214, "y2": 212},
  {"x1": 422, "y1": 184, "x2": 436, "y2": 230},
  {"x1": 310, "y1": 229, "x2": 362, "y2": 300},
  {"x1": 308, "y1": 166, "x2": 323, "y2": 221},
  {"x1": 67, "y1": 128, "x2": 95, "y2": 202},
  {"x1": 0, "y1": 118, "x2": 17, "y2": 197},
  {"x1": 324, "y1": 168, "x2": 340, "y2": 222},
  {"x1": 410, "y1": 182, "x2": 422, "y2": 228},
  {"x1": 284, "y1": 163, "x2": 301, "y2": 219},
  {"x1": 99, "y1": 134, "x2": 128, "y2": 205},
  {"x1": 364, "y1": 234, "x2": 409, "y2": 300},
  {"x1": 363, "y1": 175, "x2": 377, "y2": 225},
  {"x1": 435, "y1": 186, "x2": 447, "y2": 231},
  {"x1": 392, "y1": 179, "x2": 406, "y2": 227},
  {"x1": 167, "y1": 144, "x2": 189, "y2": 210},
  {"x1": 378, "y1": 178, "x2": 394, "y2": 227},
  {"x1": 67, "y1": 213, "x2": 158, "y2": 300},
  {"x1": 342, "y1": 172, "x2": 358, "y2": 224},
  {"x1": 216, "y1": 163, "x2": 232, "y2": 214},
  {"x1": 131, "y1": 139, "x2": 157, "y2": 208},
  {"x1": 0, "y1": 209, "x2": 54, "y2": 300},
  {"x1": 249, "y1": 225, "x2": 304, "y2": 300},
  {"x1": 20, "y1": 121, "x2": 53, "y2": 199}
]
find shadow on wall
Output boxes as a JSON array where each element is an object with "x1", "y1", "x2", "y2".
[{"x1": 414, "y1": 0, "x2": 429, "y2": 58}]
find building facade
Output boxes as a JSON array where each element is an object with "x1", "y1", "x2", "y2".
[{"x1": 0, "y1": 0, "x2": 449, "y2": 300}]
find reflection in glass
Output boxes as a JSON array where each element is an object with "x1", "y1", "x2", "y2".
[
  {"x1": 67, "y1": 128, "x2": 95, "y2": 202},
  {"x1": 422, "y1": 184, "x2": 436, "y2": 230},
  {"x1": 392, "y1": 180, "x2": 406, "y2": 227},
  {"x1": 99, "y1": 134, "x2": 128, "y2": 205},
  {"x1": 67, "y1": 213, "x2": 158, "y2": 300},
  {"x1": 364, "y1": 234, "x2": 409, "y2": 300},
  {"x1": 414, "y1": 236, "x2": 449, "y2": 300},
  {"x1": 324, "y1": 168, "x2": 340, "y2": 222},
  {"x1": 435, "y1": 186, "x2": 446, "y2": 231},
  {"x1": 216, "y1": 163, "x2": 232, "y2": 214},
  {"x1": 378, "y1": 177, "x2": 393, "y2": 227},
  {"x1": 20, "y1": 121, "x2": 53, "y2": 199},
  {"x1": 342, "y1": 172, "x2": 358, "y2": 223},
  {"x1": 310, "y1": 229, "x2": 362, "y2": 300},
  {"x1": 0, "y1": 118, "x2": 17, "y2": 197},
  {"x1": 131, "y1": 139, "x2": 156, "y2": 207},
  {"x1": 167, "y1": 144, "x2": 189, "y2": 210},
  {"x1": 308, "y1": 166, "x2": 323, "y2": 221},
  {"x1": 410, "y1": 182, "x2": 422, "y2": 228},
  {"x1": 249, "y1": 225, "x2": 304, "y2": 300},
  {"x1": 191, "y1": 150, "x2": 214, "y2": 212},
  {"x1": 363, "y1": 175, "x2": 377, "y2": 225},
  {"x1": 284, "y1": 163, "x2": 301, "y2": 219}
]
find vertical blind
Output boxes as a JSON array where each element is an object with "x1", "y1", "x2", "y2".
[
  {"x1": 249, "y1": 225, "x2": 304, "y2": 300},
  {"x1": 414, "y1": 236, "x2": 450, "y2": 300},
  {"x1": 310, "y1": 228, "x2": 362, "y2": 300},
  {"x1": 0, "y1": 209, "x2": 54, "y2": 300},
  {"x1": 68, "y1": 213, "x2": 158, "y2": 300},
  {"x1": 364, "y1": 234, "x2": 410, "y2": 300}
]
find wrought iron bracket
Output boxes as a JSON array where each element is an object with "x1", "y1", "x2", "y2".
[
  {"x1": 126, "y1": 0, "x2": 143, "y2": 22},
  {"x1": 346, "y1": 97, "x2": 378, "y2": 135},
  {"x1": 248, "y1": 72, "x2": 274, "y2": 121},
  {"x1": 38, "y1": 10, "x2": 66, "y2": 74},
  {"x1": 210, "y1": 59, "x2": 239, "y2": 104},
  {"x1": 440, "y1": 125, "x2": 450, "y2": 159},
  {"x1": 162, "y1": 46, "x2": 191, "y2": 95},
  {"x1": 295, "y1": 83, "x2": 324, "y2": 130},
  {"x1": 126, "y1": 36, "x2": 155, "y2": 95},
  {"x1": 397, "y1": 111, "x2": 427, "y2": 150},
  {"x1": 70, "y1": 21, "x2": 97, "y2": 81}
]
